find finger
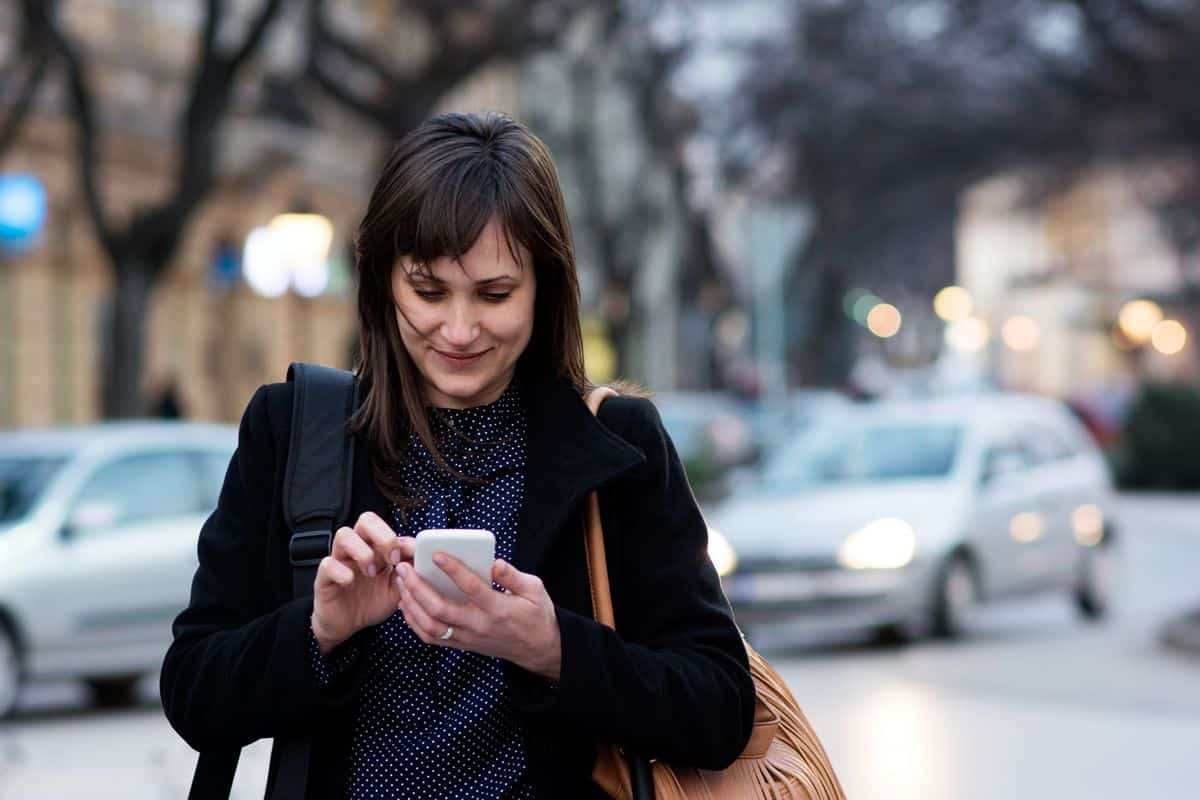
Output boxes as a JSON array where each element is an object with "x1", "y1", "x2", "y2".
[
  {"x1": 354, "y1": 512, "x2": 410, "y2": 567},
  {"x1": 492, "y1": 559, "x2": 545, "y2": 600},
  {"x1": 396, "y1": 563, "x2": 456, "y2": 625},
  {"x1": 332, "y1": 527, "x2": 381, "y2": 578},
  {"x1": 433, "y1": 552, "x2": 497, "y2": 610},
  {"x1": 315, "y1": 555, "x2": 355, "y2": 590},
  {"x1": 398, "y1": 577, "x2": 453, "y2": 646}
]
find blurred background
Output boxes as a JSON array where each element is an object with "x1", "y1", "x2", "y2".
[{"x1": 1, "y1": 1, "x2": 1198, "y2": 798}]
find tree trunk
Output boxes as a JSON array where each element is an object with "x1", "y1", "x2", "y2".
[{"x1": 101, "y1": 263, "x2": 152, "y2": 418}]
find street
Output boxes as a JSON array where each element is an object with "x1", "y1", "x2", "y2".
[{"x1": 1, "y1": 493, "x2": 1197, "y2": 799}]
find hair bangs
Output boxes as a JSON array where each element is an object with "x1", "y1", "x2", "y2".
[{"x1": 398, "y1": 158, "x2": 531, "y2": 276}]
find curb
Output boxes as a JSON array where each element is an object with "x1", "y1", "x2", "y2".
[{"x1": 1161, "y1": 607, "x2": 1200, "y2": 657}]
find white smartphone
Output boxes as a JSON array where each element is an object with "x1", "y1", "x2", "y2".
[{"x1": 413, "y1": 528, "x2": 496, "y2": 603}]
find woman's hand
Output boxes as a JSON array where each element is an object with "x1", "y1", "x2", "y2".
[
  {"x1": 395, "y1": 555, "x2": 562, "y2": 681},
  {"x1": 311, "y1": 512, "x2": 413, "y2": 655}
]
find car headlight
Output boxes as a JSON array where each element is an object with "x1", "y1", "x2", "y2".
[
  {"x1": 837, "y1": 517, "x2": 916, "y2": 570},
  {"x1": 707, "y1": 528, "x2": 738, "y2": 577}
]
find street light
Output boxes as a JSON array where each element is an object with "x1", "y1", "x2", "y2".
[
  {"x1": 1117, "y1": 299, "x2": 1163, "y2": 344},
  {"x1": 934, "y1": 285, "x2": 974, "y2": 323},
  {"x1": 1151, "y1": 319, "x2": 1187, "y2": 355},
  {"x1": 1002, "y1": 315, "x2": 1040, "y2": 352}
]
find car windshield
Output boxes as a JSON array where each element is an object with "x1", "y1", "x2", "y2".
[
  {"x1": 759, "y1": 421, "x2": 962, "y2": 490},
  {"x1": 0, "y1": 454, "x2": 70, "y2": 524}
]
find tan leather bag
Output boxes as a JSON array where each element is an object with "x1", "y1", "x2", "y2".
[{"x1": 585, "y1": 387, "x2": 847, "y2": 800}]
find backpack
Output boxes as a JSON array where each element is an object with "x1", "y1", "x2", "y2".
[{"x1": 188, "y1": 363, "x2": 357, "y2": 799}]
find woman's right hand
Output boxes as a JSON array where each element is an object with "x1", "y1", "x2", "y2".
[{"x1": 311, "y1": 511, "x2": 413, "y2": 655}]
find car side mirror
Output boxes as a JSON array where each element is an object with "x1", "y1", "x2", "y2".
[{"x1": 61, "y1": 501, "x2": 120, "y2": 542}]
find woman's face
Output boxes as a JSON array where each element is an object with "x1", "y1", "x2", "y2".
[{"x1": 391, "y1": 218, "x2": 536, "y2": 409}]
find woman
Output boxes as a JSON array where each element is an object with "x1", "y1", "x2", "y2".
[{"x1": 161, "y1": 111, "x2": 755, "y2": 799}]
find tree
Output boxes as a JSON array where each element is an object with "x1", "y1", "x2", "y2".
[
  {"x1": 733, "y1": 0, "x2": 1098, "y2": 384},
  {"x1": 304, "y1": 0, "x2": 578, "y2": 137},
  {"x1": 0, "y1": 0, "x2": 52, "y2": 157},
  {"x1": 18, "y1": 0, "x2": 285, "y2": 418}
]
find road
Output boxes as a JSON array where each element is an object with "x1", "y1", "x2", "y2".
[{"x1": 1, "y1": 493, "x2": 1197, "y2": 799}]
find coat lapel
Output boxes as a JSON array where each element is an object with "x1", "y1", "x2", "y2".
[
  {"x1": 514, "y1": 379, "x2": 645, "y2": 575},
  {"x1": 345, "y1": 378, "x2": 644, "y2": 576}
]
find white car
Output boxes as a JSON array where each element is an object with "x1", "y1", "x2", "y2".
[
  {"x1": 0, "y1": 422, "x2": 236, "y2": 717},
  {"x1": 705, "y1": 392, "x2": 1119, "y2": 643}
]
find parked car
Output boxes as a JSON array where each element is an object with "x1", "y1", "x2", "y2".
[
  {"x1": 704, "y1": 392, "x2": 1119, "y2": 643},
  {"x1": 651, "y1": 392, "x2": 758, "y2": 500},
  {"x1": 0, "y1": 421, "x2": 236, "y2": 717}
]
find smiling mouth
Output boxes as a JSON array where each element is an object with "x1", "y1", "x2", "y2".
[{"x1": 434, "y1": 348, "x2": 489, "y2": 362}]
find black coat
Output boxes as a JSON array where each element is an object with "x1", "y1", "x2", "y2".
[{"x1": 161, "y1": 377, "x2": 756, "y2": 798}]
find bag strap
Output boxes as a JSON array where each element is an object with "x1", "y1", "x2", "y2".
[
  {"x1": 283, "y1": 362, "x2": 358, "y2": 598},
  {"x1": 189, "y1": 363, "x2": 357, "y2": 800},
  {"x1": 582, "y1": 387, "x2": 620, "y2": 628},
  {"x1": 582, "y1": 387, "x2": 656, "y2": 800}
]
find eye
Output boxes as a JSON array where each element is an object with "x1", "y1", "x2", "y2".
[
  {"x1": 413, "y1": 289, "x2": 444, "y2": 300},
  {"x1": 481, "y1": 291, "x2": 513, "y2": 303}
]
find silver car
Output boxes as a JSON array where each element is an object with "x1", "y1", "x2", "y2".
[
  {"x1": 0, "y1": 422, "x2": 236, "y2": 717},
  {"x1": 705, "y1": 392, "x2": 1119, "y2": 643}
]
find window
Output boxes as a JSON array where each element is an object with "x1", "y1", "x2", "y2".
[
  {"x1": 71, "y1": 452, "x2": 205, "y2": 533},
  {"x1": 0, "y1": 455, "x2": 70, "y2": 524},
  {"x1": 1021, "y1": 424, "x2": 1074, "y2": 465}
]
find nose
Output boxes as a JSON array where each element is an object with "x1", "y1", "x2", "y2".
[{"x1": 440, "y1": 298, "x2": 479, "y2": 348}]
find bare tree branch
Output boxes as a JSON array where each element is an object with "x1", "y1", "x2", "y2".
[
  {"x1": 0, "y1": 1, "x2": 51, "y2": 157},
  {"x1": 31, "y1": 1, "x2": 117, "y2": 253}
]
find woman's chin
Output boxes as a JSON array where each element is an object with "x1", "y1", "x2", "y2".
[{"x1": 425, "y1": 372, "x2": 505, "y2": 409}]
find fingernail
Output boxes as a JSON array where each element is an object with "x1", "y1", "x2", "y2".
[
  {"x1": 390, "y1": 550, "x2": 401, "y2": 565},
  {"x1": 396, "y1": 574, "x2": 405, "y2": 591},
  {"x1": 367, "y1": 564, "x2": 377, "y2": 578},
  {"x1": 433, "y1": 553, "x2": 446, "y2": 567}
]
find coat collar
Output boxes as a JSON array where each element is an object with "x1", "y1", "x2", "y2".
[
  {"x1": 350, "y1": 378, "x2": 645, "y2": 575},
  {"x1": 513, "y1": 377, "x2": 645, "y2": 574}
]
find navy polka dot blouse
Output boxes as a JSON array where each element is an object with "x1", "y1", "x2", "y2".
[{"x1": 309, "y1": 381, "x2": 538, "y2": 799}]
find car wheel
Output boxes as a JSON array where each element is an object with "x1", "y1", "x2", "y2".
[
  {"x1": 931, "y1": 555, "x2": 977, "y2": 639},
  {"x1": 0, "y1": 624, "x2": 20, "y2": 719},
  {"x1": 85, "y1": 675, "x2": 141, "y2": 708},
  {"x1": 1075, "y1": 540, "x2": 1116, "y2": 620}
]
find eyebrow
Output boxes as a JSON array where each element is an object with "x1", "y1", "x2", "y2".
[{"x1": 406, "y1": 274, "x2": 519, "y2": 286}]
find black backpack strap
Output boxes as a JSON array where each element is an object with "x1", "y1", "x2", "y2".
[
  {"x1": 273, "y1": 362, "x2": 358, "y2": 800},
  {"x1": 189, "y1": 363, "x2": 358, "y2": 800},
  {"x1": 283, "y1": 361, "x2": 359, "y2": 597}
]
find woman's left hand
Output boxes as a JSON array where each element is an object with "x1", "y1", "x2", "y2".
[{"x1": 394, "y1": 555, "x2": 562, "y2": 681}]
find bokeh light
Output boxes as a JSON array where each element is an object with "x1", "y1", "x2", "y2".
[
  {"x1": 1118, "y1": 299, "x2": 1163, "y2": 344},
  {"x1": 851, "y1": 292, "x2": 882, "y2": 325},
  {"x1": 1151, "y1": 319, "x2": 1187, "y2": 355},
  {"x1": 933, "y1": 286, "x2": 974, "y2": 322},
  {"x1": 1001, "y1": 315, "x2": 1040, "y2": 352},
  {"x1": 945, "y1": 317, "x2": 990, "y2": 352},
  {"x1": 867, "y1": 303, "x2": 902, "y2": 337}
]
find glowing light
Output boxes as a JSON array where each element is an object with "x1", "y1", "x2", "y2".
[
  {"x1": 1151, "y1": 319, "x2": 1187, "y2": 355},
  {"x1": 242, "y1": 226, "x2": 289, "y2": 298},
  {"x1": 1010, "y1": 512, "x2": 1044, "y2": 543},
  {"x1": 838, "y1": 518, "x2": 916, "y2": 570},
  {"x1": 867, "y1": 303, "x2": 902, "y2": 338},
  {"x1": 945, "y1": 317, "x2": 990, "y2": 353},
  {"x1": 852, "y1": 292, "x2": 882, "y2": 325},
  {"x1": 1118, "y1": 300, "x2": 1163, "y2": 344},
  {"x1": 933, "y1": 286, "x2": 974, "y2": 322},
  {"x1": 1002, "y1": 316, "x2": 1041, "y2": 352},
  {"x1": 1072, "y1": 505, "x2": 1104, "y2": 546}
]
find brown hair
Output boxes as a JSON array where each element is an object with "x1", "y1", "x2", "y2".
[{"x1": 351, "y1": 111, "x2": 590, "y2": 507}]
